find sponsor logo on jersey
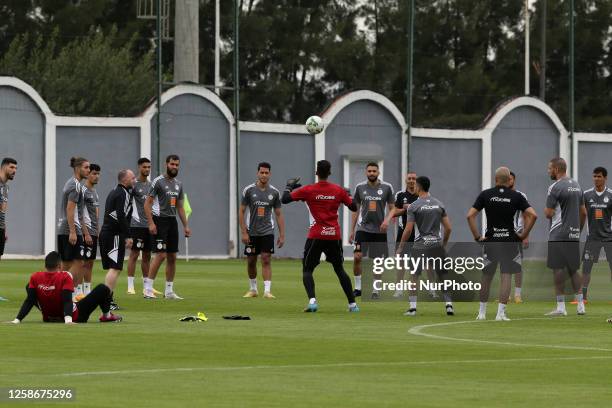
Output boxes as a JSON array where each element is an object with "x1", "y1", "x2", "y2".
[
  {"x1": 315, "y1": 195, "x2": 335, "y2": 200},
  {"x1": 37, "y1": 284, "x2": 56, "y2": 291},
  {"x1": 567, "y1": 187, "x2": 581, "y2": 192},
  {"x1": 321, "y1": 226, "x2": 336, "y2": 236},
  {"x1": 420, "y1": 205, "x2": 440, "y2": 210},
  {"x1": 490, "y1": 197, "x2": 511, "y2": 203},
  {"x1": 253, "y1": 201, "x2": 270, "y2": 206},
  {"x1": 364, "y1": 196, "x2": 382, "y2": 201}
]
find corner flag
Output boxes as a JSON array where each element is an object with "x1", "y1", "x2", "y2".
[{"x1": 184, "y1": 194, "x2": 192, "y2": 219}]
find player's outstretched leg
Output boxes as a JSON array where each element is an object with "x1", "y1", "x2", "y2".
[
  {"x1": 302, "y1": 267, "x2": 318, "y2": 312},
  {"x1": 76, "y1": 284, "x2": 122, "y2": 323}
]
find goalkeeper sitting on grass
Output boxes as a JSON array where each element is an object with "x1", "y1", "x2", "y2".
[{"x1": 5, "y1": 251, "x2": 122, "y2": 324}]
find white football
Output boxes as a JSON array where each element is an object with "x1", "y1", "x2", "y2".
[{"x1": 305, "y1": 115, "x2": 324, "y2": 135}]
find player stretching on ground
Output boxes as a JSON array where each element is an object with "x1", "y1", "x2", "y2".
[
  {"x1": 579, "y1": 167, "x2": 612, "y2": 303},
  {"x1": 467, "y1": 167, "x2": 537, "y2": 321},
  {"x1": 396, "y1": 176, "x2": 453, "y2": 316},
  {"x1": 240, "y1": 162, "x2": 285, "y2": 298},
  {"x1": 0, "y1": 157, "x2": 17, "y2": 301},
  {"x1": 350, "y1": 162, "x2": 394, "y2": 298},
  {"x1": 381, "y1": 172, "x2": 418, "y2": 298},
  {"x1": 57, "y1": 157, "x2": 90, "y2": 301},
  {"x1": 99, "y1": 169, "x2": 136, "y2": 311},
  {"x1": 508, "y1": 171, "x2": 528, "y2": 303},
  {"x1": 127, "y1": 158, "x2": 161, "y2": 296},
  {"x1": 281, "y1": 160, "x2": 359, "y2": 312},
  {"x1": 82, "y1": 164, "x2": 100, "y2": 296},
  {"x1": 144, "y1": 155, "x2": 191, "y2": 299},
  {"x1": 6, "y1": 251, "x2": 121, "y2": 324},
  {"x1": 545, "y1": 158, "x2": 587, "y2": 316}
]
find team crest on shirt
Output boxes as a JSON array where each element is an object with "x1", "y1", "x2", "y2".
[
  {"x1": 377, "y1": 189, "x2": 383, "y2": 195},
  {"x1": 268, "y1": 194, "x2": 273, "y2": 200},
  {"x1": 175, "y1": 185, "x2": 179, "y2": 191},
  {"x1": 605, "y1": 197, "x2": 609, "y2": 203}
]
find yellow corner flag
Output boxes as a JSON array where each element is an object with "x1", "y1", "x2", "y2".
[{"x1": 183, "y1": 193, "x2": 192, "y2": 219}]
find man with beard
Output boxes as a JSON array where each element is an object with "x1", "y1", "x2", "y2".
[
  {"x1": 349, "y1": 162, "x2": 394, "y2": 298},
  {"x1": 544, "y1": 158, "x2": 587, "y2": 316},
  {"x1": 0, "y1": 157, "x2": 17, "y2": 301},
  {"x1": 144, "y1": 155, "x2": 191, "y2": 299},
  {"x1": 57, "y1": 157, "x2": 90, "y2": 301}
]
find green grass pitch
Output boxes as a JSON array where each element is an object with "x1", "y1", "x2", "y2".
[{"x1": 1, "y1": 259, "x2": 611, "y2": 407}]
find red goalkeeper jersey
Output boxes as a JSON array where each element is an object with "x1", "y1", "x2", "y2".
[
  {"x1": 28, "y1": 271, "x2": 77, "y2": 322},
  {"x1": 290, "y1": 181, "x2": 353, "y2": 240}
]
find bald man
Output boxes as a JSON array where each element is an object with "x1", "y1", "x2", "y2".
[
  {"x1": 99, "y1": 169, "x2": 136, "y2": 310},
  {"x1": 467, "y1": 167, "x2": 537, "y2": 321}
]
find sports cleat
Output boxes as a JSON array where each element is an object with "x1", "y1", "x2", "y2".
[
  {"x1": 74, "y1": 294, "x2": 86, "y2": 302},
  {"x1": 403, "y1": 308, "x2": 417, "y2": 316},
  {"x1": 545, "y1": 309, "x2": 567, "y2": 317},
  {"x1": 495, "y1": 313, "x2": 511, "y2": 321},
  {"x1": 263, "y1": 292, "x2": 276, "y2": 299},
  {"x1": 476, "y1": 313, "x2": 486, "y2": 320},
  {"x1": 143, "y1": 289, "x2": 157, "y2": 299},
  {"x1": 514, "y1": 295, "x2": 523, "y2": 304},
  {"x1": 152, "y1": 288, "x2": 163, "y2": 295},
  {"x1": 371, "y1": 291, "x2": 380, "y2": 300},
  {"x1": 0, "y1": 295, "x2": 9, "y2": 301},
  {"x1": 353, "y1": 289, "x2": 362, "y2": 297},
  {"x1": 127, "y1": 288, "x2": 136, "y2": 295},
  {"x1": 607, "y1": 317, "x2": 612, "y2": 324},
  {"x1": 243, "y1": 290, "x2": 258, "y2": 298},
  {"x1": 304, "y1": 303, "x2": 319, "y2": 313},
  {"x1": 348, "y1": 304, "x2": 360, "y2": 312},
  {"x1": 577, "y1": 302, "x2": 586, "y2": 315},
  {"x1": 445, "y1": 304, "x2": 454, "y2": 316},
  {"x1": 164, "y1": 292, "x2": 184, "y2": 300},
  {"x1": 110, "y1": 301, "x2": 120, "y2": 311},
  {"x1": 99, "y1": 313, "x2": 122, "y2": 323}
]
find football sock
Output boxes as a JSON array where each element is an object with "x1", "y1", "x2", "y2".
[
  {"x1": 309, "y1": 297, "x2": 317, "y2": 305},
  {"x1": 165, "y1": 281, "x2": 173, "y2": 294},
  {"x1": 83, "y1": 282, "x2": 91, "y2": 295},
  {"x1": 515, "y1": 287, "x2": 522, "y2": 296},
  {"x1": 575, "y1": 293, "x2": 584, "y2": 304},
  {"x1": 354, "y1": 275, "x2": 362, "y2": 290},
  {"x1": 409, "y1": 296, "x2": 417, "y2": 309},
  {"x1": 556, "y1": 295, "x2": 566, "y2": 311},
  {"x1": 582, "y1": 286, "x2": 588, "y2": 300},
  {"x1": 127, "y1": 277, "x2": 135, "y2": 290},
  {"x1": 497, "y1": 303, "x2": 506, "y2": 315},
  {"x1": 249, "y1": 279, "x2": 257, "y2": 291},
  {"x1": 443, "y1": 292, "x2": 452, "y2": 303},
  {"x1": 479, "y1": 302, "x2": 487, "y2": 315},
  {"x1": 349, "y1": 302, "x2": 357, "y2": 308},
  {"x1": 264, "y1": 280, "x2": 271, "y2": 293},
  {"x1": 76, "y1": 284, "x2": 83, "y2": 296}
]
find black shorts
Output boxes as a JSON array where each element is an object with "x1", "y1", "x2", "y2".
[
  {"x1": 303, "y1": 239, "x2": 344, "y2": 270},
  {"x1": 153, "y1": 216, "x2": 179, "y2": 253},
  {"x1": 582, "y1": 241, "x2": 612, "y2": 264},
  {"x1": 354, "y1": 231, "x2": 388, "y2": 258},
  {"x1": 244, "y1": 234, "x2": 274, "y2": 256},
  {"x1": 83, "y1": 235, "x2": 98, "y2": 260},
  {"x1": 410, "y1": 245, "x2": 448, "y2": 276},
  {"x1": 482, "y1": 242, "x2": 522, "y2": 274},
  {"x1": 547, "y1": 241, "x2": 580, "y2": 271},
  {"x1": 0, "y1": 228, "x2": 5, "y2": 256},
  {"x1": 99, "y1": 232, "x2": 126, "y2": 270},
  {"x1": 130, "y1": 227, "x2": 153, "y2": 252},
  {"x1": 57, "y1": 234, "x2": 85, "y2": 262}
]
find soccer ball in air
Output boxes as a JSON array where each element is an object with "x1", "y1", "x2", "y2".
[{"x1": 305, "y1": 115, "x2": 324, "y2": 135}]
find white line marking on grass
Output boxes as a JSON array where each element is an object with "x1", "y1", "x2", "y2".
[
  {"x1": 3, "y1": 356, "x2": 610, "y2": 378},
  {"x1": 408, "y1": 318, "x2": 612, "y2": 352}
]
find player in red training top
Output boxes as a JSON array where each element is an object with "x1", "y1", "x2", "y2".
[
  {"x1": 281, "y1": 159, "x2": 360, "y2": 312},
  {"x1": 5, "y1": 251, "x2": 122, "y2": 324}
]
